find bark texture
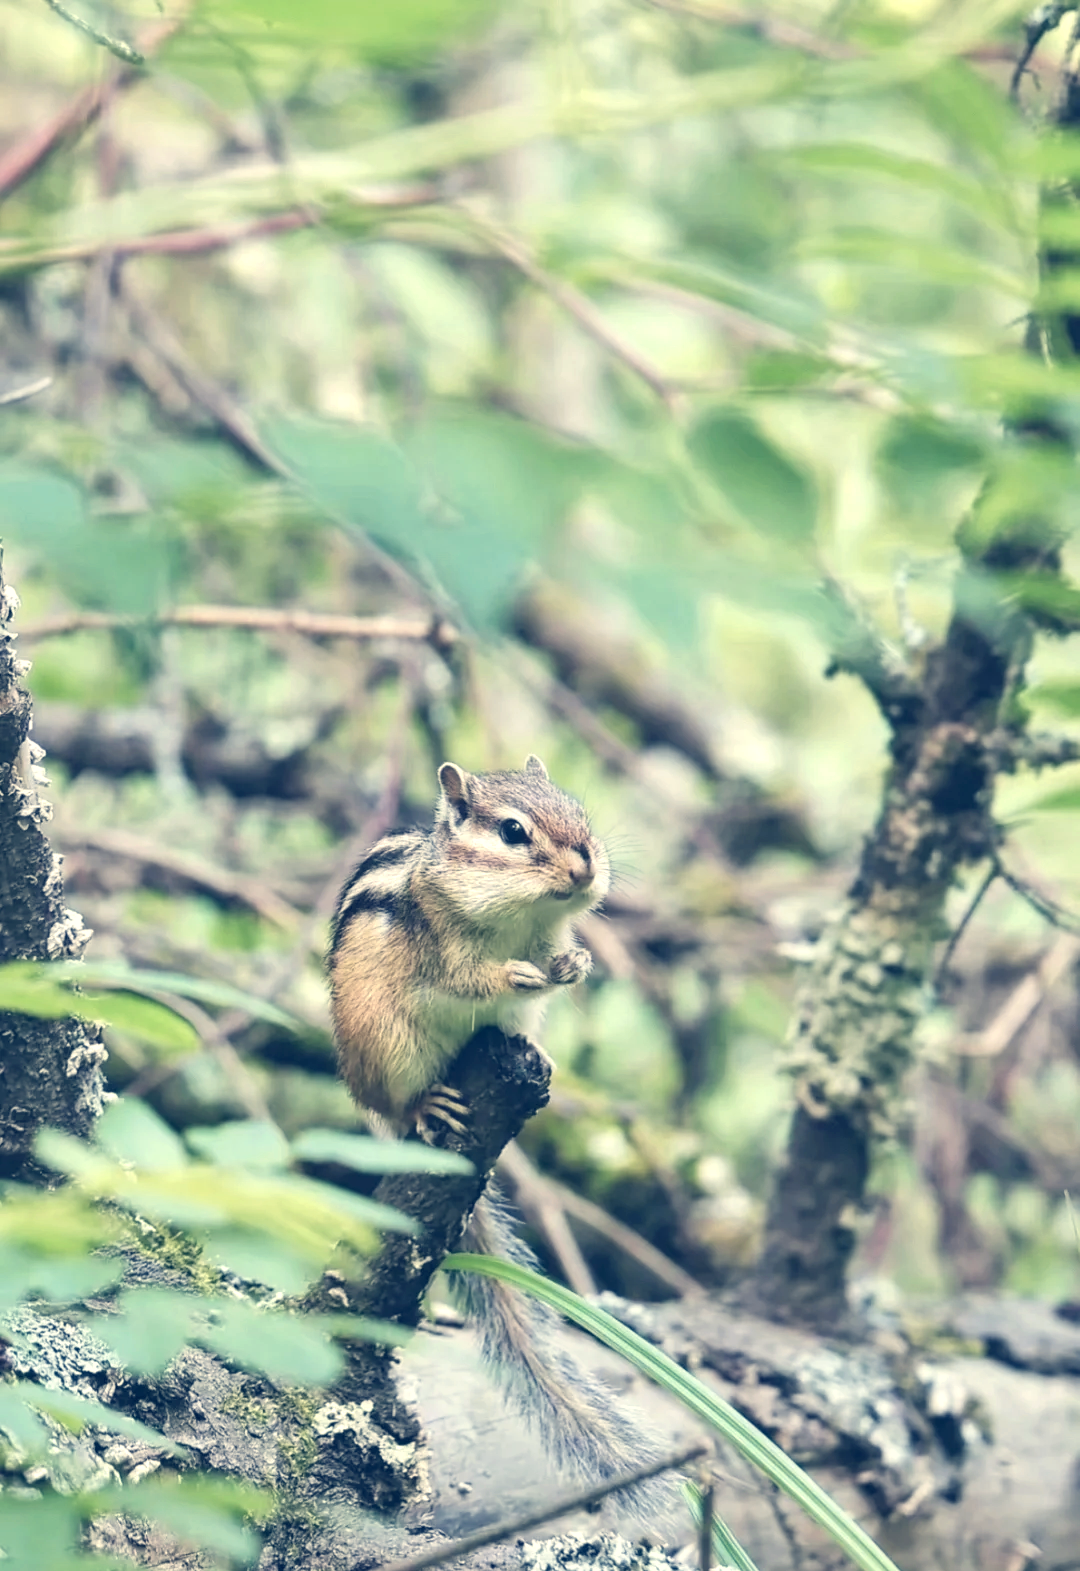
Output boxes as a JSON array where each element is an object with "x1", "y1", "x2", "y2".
[{"x1": 0, "y1": 549, "x2": 106, "y2": 1179}]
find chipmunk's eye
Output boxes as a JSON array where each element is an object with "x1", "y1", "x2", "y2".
[{"x1": 499, "y1": 818, "x2": 529, "y2": 846}]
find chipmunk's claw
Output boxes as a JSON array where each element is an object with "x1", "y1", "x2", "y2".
[{"x1": 414, "y1": 1083, "x2": 470, "y2": 1142}]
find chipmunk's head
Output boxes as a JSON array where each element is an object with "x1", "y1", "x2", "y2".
[{"x1": 434, "y1": 755, "x2": 610, "y2": 924}]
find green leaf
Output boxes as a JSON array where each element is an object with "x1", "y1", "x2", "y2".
[
  {"x1": 33, "y1": 1128, "x2": 117, "y2": 1183},
  {"x1": 0, "y1": 462, "x2": 172, "y2": 615},
  {"x1": 0, "y1": 964, "x2": 84, "y2": 1019},
  {"x1": 96, "y1": 1097, "x2": 189, "y2": 1172},
  {"x1": 0, "y1": 1494, "x2": 83, "y2": 1567},
  {"x1": 91, "y1": 1475, "x2": 270, "y2": 1562},
  {"x1": 876, "y1": 414, "x2": 986, "y2": 514},
  {"x1": 1029, "y1": 682, "x2": 1080, "y2": 718},
  {"x1": 1022, "y1": 785, "x2": 1080, "y2": 813},
  {"x1": 273, "y1": 408, "x2": 591, "y2": 627},
  {"x1": 797, "y1": 227, "x2": 1025, "y2": 300},
  {"x1": 0, "y1": 963, "x2": 197, "y2": 1050},
  {"x1": 198, "y1": 1298, "x2": 343, "y2": 1385},
  {"x1": 688, "y1": 410, "x2": 816, "y2": 544},
  {"x1": 201, "y1": 1230, "x2": 315, "y2": 1293},
  {"x1": 187, "y1": 1119, "x2": 292, "y2": 1170},
  {"x1": 291, "y1": 1127, "x2": 473, "y2": 1175},
  {"x1": 743, "y1": 349, "x2": 834, "y2": 392},
  {"x1": 94, "y1": 992, "x2": 200, "y2": 1052},
  {"x1": 444, "y1": 1254, "x2": 904, "y2": 1571},
  {"x1": 0, "y1": 1386, "x2": 51, "y2": 1456},
  {"x1": 205, "y1": 0, "x2": 497, "y2": 60},
  {"x1": 45, "y1": 962, "x2": 303, "y2": 1031},
  {"x1": 774, "y1": 140, "x2": 1016, "y2": 230},
  {"x1": 268, "y1": 416, "x2": 427, "y2": 544},
  {"x1": 86, "y1": 1287, "x2": 199, "y2": 1376},
  {"x1": 686, "y1": 1480, "x2": 760, "y2": 1571},
  {"x1": 0, "y1": 1247, "x2": 123, "y2": 1311},
  {"x1": 317, "y1": 1313, "x2": 411, "y2": 1347},
  {"x1": 1, "y1": 1382, "x2": 182, "y2": 1453}
]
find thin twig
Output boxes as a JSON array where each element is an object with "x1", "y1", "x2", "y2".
[
  {"x1": 497, "y1": 1142, "x2": 597, "y2": 1298},
  {"x1": 41, "y1": 0, "x2": 143, "y2": 62},
  {"x1": 0, "y1": 376, "x2": 53, "y2": 407},
  {"x1": 376, "y1": 1442, "x2": 707, "y2": 1571},
  {"x1": 934, "y1": 863, "x2": 998, "y2": 990},
  {"x1": 18, "y1": 605, "x2": 457, "y2": 647},
  {"x1": 996, "y1": 855, "x2": 1080, "y2": 934},
  {"x1": 954, "y1": 933, "x2": 1080, "y2": 1058},
  {"x1": 697, "y1": 1474, "x2": 715, "y2": 1571},
  {"x1": 154, "y1": 994, "x2": 275, "y2": 1123},
  {"x1": 119, "y1": 279, "x2": 287, "y2": 474},
  {"x1": 0, "y1": 15, "x2": 178, "y2": 200},
  {"x1": 1012, "y1": 3, "x2": 1073, "y2": 99},
  {"x1": 637, "y1": 0, "x2": 854, "y2": 57},
  {"x1": 57, "y1": 826, "x2": 303, "y2": 931},
  {"x1": 461, "y1": 208, "x2": 677, "y2": 408},
  {"x1": 0, "y1": 184, "x2": 439, "y2": 271},
  {"x1": 499, "y1": 1139, "x2": 704, "y2": 1299}
]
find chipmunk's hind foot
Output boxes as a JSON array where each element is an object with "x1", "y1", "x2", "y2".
[{"x1": 414, "y1": 1082, "x2": 470, "y2": 1142}]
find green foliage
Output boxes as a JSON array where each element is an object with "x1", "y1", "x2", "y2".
[
  {"x1": 5, "y1": 0, "x2": 1080, "y2": 1557},
  {"x1": 0, "y1": 1096, "x2": 441, "y2": 1563},
  {"x1": 688, "y1": 409, "x2": 817, "y2": 545},
  {"x1": 0, "y1": 962, "x2": 302, "y2": 1053}
]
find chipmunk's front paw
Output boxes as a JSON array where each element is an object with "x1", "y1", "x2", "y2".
[
  {"x1": 549, "y1": 946, "x2": 592, "y2": 985},
  {"x1": 506, "y1": 959, "x2": 549, "y2": 991},
  {"x1": 413, "y1": 1083, "x2": 470, "y2": 1142}
]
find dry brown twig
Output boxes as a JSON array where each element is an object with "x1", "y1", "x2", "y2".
[
  {"x1": 56, "y1": 825, "x2": 303, "y2": 931},
  {"x1": 0, "y1": 376, "x2": 53, "y2": 407},
  {"x1": 19, "y1": 604, "x2": 457, "y2": 648},
  {"x1": 461, "y1": 207, "x2": 678, "y2": 409},
  {"x1": 375, "y1": 1442, "x2": 707, "y2": 1571},
  {"x1": 144, "y1": 993, "x2": 275, "y2": 1123},
  {"x1": 499, "y1": 1135, "x2": 703, "y2": 1299},
  {"x1": 497, "y1": 1140, "x2": 597, "y2": 1298},
  {"x1": 954, "y1": 932, "x2": 1080, "y2": 1060},
  {"x1": 0, "y1": 14, "x2": 180, "y2": 200}
]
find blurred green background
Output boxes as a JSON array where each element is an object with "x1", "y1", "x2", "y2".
[{"x1": 3, "y1": 0, "x2": 1080, "y2": 1306}]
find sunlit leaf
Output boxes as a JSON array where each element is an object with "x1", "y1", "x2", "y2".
[
  {"x1": 1023, "y1": 785, "x2": 1080, "y2": 812},
  {"x1": 1, "y1": 1382, "x2": 181, "y2": 1451},
  {"x1": 86, "y1": 1287, "x2": 199, "y2": 1375},
  {"x1": 198, "y1": 1297, "x2": 343, "y2": 1384},
  {"x1": 0, "y1": 963, "x2": 195, "y2": 1050},
  {"x1": 291, "y1": 1126, "x2": 473, "y2": 1175},
  {"x1": 205, "y1": 0, "x2": 497, "y2": 60},
  {"x1": 0, "y1": 1248, "x2": 122, "y2": 1311},
  {"x1": 689, "y1": 410, "x2": 817, "y2": 544},
  {"x1": 186, "y1": 1119, "x2": 292, "y2": 1170},
  {"x1": 0, "y1": 462, "x2": 173, "y2": 615},
  {"x1": 96, "y1": 1097, "x2": 188, "y2": 1172},
  {"x1": 0, "y1": 1494, "x2": 83, "y2": 1565},
  {"x1": 877, "y1": 413, "x2": 987, "y2": 514},
  {"x1": 45, "y1": 962, "x2": 302, "y2": 1032},
  {"x1": 1028, "y1": 681, "x2": 1080, "y2": 717},
  {"x1": 91, "y1": 1475, "x2": 270, "y2": 1562}
]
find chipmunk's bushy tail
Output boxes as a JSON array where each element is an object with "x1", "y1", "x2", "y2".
[{"x1": 445, "y1": 1186, "x2": 680, "y2": 1526}]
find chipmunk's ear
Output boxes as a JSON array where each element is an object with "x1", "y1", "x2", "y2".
[
  {"x1": 524, "y1": 754, "x2": 548, "y2": 779},
  {"x1": 438, "y1": 761, "x2": 472, "y2": 820}
]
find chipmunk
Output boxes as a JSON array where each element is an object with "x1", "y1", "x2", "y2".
[{"x1": 329, "y1": 756, "x2": 673, "y2": 1520}]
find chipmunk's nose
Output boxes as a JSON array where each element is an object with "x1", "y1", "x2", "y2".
[{"x1": 568, "y1": 843, "x2": 593, "y2": 886}]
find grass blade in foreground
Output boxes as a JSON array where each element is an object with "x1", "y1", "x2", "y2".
[{"x1": 444, "y1": 1253, "x2": 904, "y2": 1571}]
